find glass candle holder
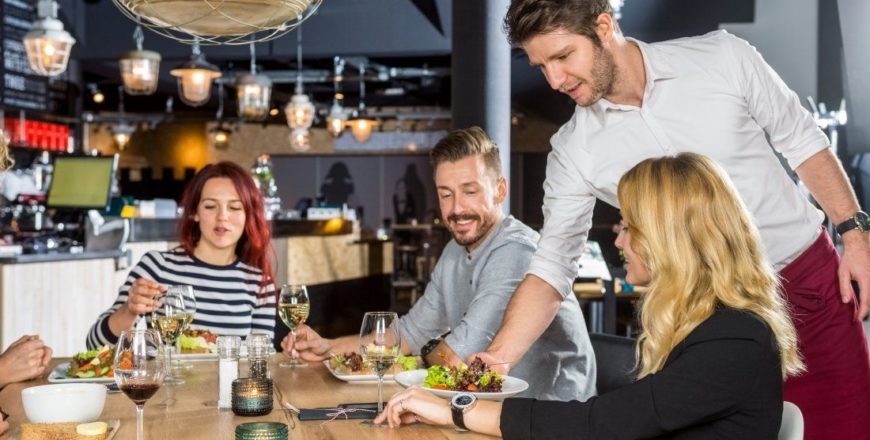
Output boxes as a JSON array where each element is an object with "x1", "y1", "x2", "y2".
[
  {"x1": 235, "y1": 422, "x2": 288, "y2": 440},
  {"x1": 231, "y1": 378, "x2": 273, "y2": 416}
]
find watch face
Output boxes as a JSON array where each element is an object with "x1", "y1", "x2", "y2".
[
  {"x1": 857, "y1": 212, "x2": 870, "y2": 230},
  {"x1": 453, "y1": 393, "x2": 475, "y2": 408}
]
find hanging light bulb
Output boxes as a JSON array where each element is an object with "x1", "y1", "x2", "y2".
[
  {"x1": 290, "y1": 128, "x2": 311, "y2": 152},
  {"x1": 89, "y1": 84, "x2": 105, "y2": 104},
  {"x1": 170, "y1": 40, "x2": 221, "y2": 107},
  {"x1": 111, "y1": 86, "x2": 136, "y2": 150},
  {"x1": 119, "y1": 24, "x2": 161, "y2": 95},
  {"x1": 348, "y1": 60, "x2": 378, "y2": 143},
  {"x1": 208, "y1": 83, "x2": 232, "y2": 149},
  {"x1": 23, "y1": 0, "x2": 76, "y2": 76},
  {"x1": 237, "y1": 41, "x2": 272, "y2": 120},
  {"x1": 326, "y1": 56, "x2": 348, "y2": 138}
]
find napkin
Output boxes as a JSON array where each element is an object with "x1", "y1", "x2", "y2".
[{"x1": 298, "y1": 407, "x2": 376, "y2": 421}]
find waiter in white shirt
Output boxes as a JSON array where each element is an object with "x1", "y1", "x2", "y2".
[{"x1": 473, "y1": 1, "x2": 870, "y2": 439}]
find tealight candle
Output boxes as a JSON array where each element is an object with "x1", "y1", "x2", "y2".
[
  {"x1": 231, "y1": 378, "x2": 273, "y2": 417},
  {"x1": 235, "y1": 422, "x2": 288, "y2": 440}
]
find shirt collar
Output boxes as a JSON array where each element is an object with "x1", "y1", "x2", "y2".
[
  {"x1": 465, "y1": 215, "x2": 510, "y2": 262},
  {"x1": 594, "y1": 37, "x2": 677, "y2": 112}
]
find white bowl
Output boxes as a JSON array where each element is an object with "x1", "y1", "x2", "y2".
[{"x1": 21, "y1": 383, "x2": 106, "y2": 423}]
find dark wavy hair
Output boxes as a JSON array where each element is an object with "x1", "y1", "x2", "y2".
[
  {"x1": 504, "y1": 0, "x2": 613, "y2": 47},
  {"x1": 177, "y1": 161, "x2": 274, "y2": 294}
]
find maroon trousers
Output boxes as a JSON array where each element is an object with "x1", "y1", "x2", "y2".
[{"x1": 780, "y1": 229, "x2": 870, "y2": 440}]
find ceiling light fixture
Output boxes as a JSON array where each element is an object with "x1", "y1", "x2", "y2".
[
  {"x1": 110, "y1": 0, "x2": 323, "y2": 45},
  {"x1": 209, "y1": 83, "x2": 232, "y2": 149},
  {"x1": 23, "y1": 0, "x2": 76, "y2": 76},
  {"x1": 170, "y1": 39, "x2": 221, "y2": 107},
  {"x1": 89, "y1": 84, "x2": 105, "y2": 104},
  {"x1": 284, "y1": 27, "x2": 314, "y2": 151},
  {"x1": 326, "y1": 56, "x2": 348, "y2": 138},
  {"x1": 348, "y1": 61, "x2": 378, "y2": 143},
  {"x1": 236, "y1": 41, "x2": 272, "y2": 120},
  {"x1": 119, "y1": 24, "x2": 161, "y2": 95},
  {"x1": 111, "y1": 86, "x2": 136, "y2": 150}
]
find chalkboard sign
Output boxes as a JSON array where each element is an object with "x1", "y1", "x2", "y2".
[{"x1": 0, "y1": 0, "x2": 72, "y2": 115}]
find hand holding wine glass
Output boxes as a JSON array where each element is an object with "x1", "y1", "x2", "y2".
[
  {"x1": 114, "y1": 329, "x2": 165, "y2": 440},
  {"x1": 150, "y1": 285, "x2": 196, "y2": 384},
  {"x1": 359, "y1": 311, "x2": 401, "y2": 421},
  {"x1": 278, "y1": 284, "x2": 310, "y2": 368}
]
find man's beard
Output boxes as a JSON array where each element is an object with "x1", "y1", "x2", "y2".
[
  {"x1": 579, "y1": 44, "x2": 617, "y2": 107},
  {"x1": 448, "y1": 213, "x2": 497, "y2": 248}
]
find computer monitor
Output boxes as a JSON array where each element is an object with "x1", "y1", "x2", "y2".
[{"x1": 47, "y1": 155, "x2": 118, "y2": 210}]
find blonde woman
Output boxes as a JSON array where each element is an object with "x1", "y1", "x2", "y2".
[{"x1": 376, "y1": 153, "x2": 804, "y2": 439}]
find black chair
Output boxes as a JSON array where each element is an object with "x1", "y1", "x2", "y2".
[{"x1": 590, "y1": 333, "x2": 637, "y2": 394}]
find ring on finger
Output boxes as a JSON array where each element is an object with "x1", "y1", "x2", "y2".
[
  {"x1": 399, "y1": 398, "x2": 406, "y2": 412},
  {"x1": 413, "y1": 415, "x2": 420, "y2": 423}
]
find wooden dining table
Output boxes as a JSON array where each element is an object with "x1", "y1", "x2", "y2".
[{"x1": 0, "y1": 358, "x2": 498, "y2": 439}]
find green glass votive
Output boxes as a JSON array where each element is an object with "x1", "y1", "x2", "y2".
[
  {"x1": 231, "y1": 378, "x2": 273, "y2": 416},
  {"x1": 235, "y1": 422, "x2": 289, "y2": 440}
]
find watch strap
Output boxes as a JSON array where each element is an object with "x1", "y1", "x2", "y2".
[
  {"x1": 451, "y1": 404, "x2": 468, "y2": 431},
  {"x1": 836, "y1": 211, "x2": 870, "y2": 235}
]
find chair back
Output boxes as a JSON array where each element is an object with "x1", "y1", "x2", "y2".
[
  {"x1": 589, "y1": 333, "x2": 636, "y2": 394},
  {"x1": 778, "y1": 401, "x2": 804, "y2": 440}
]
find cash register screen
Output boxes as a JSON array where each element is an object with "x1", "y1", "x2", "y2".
[{"x1": 47, "y1": 156, "x2": 117, "y2": 209}]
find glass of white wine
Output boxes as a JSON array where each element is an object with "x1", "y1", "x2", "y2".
[
  {"x1": 278, "y1": 284, "x2": 310, "y2": 368},
  {"x1": 151, "y1": 285, "x2": 195, "y2": 385},
  {"x1": 359, "y1": 311, "x2": 401, "y2": 421}
]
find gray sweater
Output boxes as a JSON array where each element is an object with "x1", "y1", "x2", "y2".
[{"x1": 397, "y1": 215, "x2": 596, "y2": 400}]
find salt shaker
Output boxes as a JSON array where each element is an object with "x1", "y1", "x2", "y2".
[
  {"x1": 247, "y1": 333, "x2": 272, "y2": 380},
  {"x1": 217, "y1": 335, "x2": 241, "y2": 409}
]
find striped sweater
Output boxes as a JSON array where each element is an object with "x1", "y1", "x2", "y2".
[{"x1": 86, "y1": 249, "x2": 276, "y2": 349}]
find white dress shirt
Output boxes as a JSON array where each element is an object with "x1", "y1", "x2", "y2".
[{"x1": 529, "y1": 30, "x2": 829, "y2": 298}]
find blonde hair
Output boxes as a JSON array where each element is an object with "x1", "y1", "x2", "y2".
[
  {"x1": 617, "y1": 153, "x2": 803, "y2": 379},
  {"x1": 0, "y1": 129, "x2": 11, "y2": 171}
]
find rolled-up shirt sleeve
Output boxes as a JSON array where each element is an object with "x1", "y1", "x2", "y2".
[
  {"x1": 527, "y1": 131, "x2": 597, "y2": 299},
  {"x1": 726, "y1": 33, "x2": 829, "y2": 170},
  {"x1": 396, "y1": 265, "x2": 448, "y2": 354}
]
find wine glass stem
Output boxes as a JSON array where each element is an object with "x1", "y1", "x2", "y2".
[
  {"x1": 166, "y1": 344, "x2": 174, "y2": 379},
  {"x1": 290, "y1": 330, "x2": 297, "y2": 363},
  {"x1": 377, "y1": 374, "x2": 384, "y2": 414},
  {"x1": 135, "y1": 404, "x2": 145, "y2": 440}
]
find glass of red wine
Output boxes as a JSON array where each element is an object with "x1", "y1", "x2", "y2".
[{"x1": 114, "y1": 329, "x2": 166, "y2": 440}]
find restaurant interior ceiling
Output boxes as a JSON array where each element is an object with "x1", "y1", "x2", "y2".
[{"x1": 60, "y1": 0, "x2": 754, "y2": 123}]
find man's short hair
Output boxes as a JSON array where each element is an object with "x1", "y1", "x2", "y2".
[
  {"x1": 504, "y1": 0, "x2": 614, "y2": 47},
  {"x1": 430, "y1": 127, "x2": 502, "y2": 178}
]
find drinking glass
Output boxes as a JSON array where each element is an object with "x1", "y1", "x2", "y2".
[
  {"x1": 278, "y1": 284, "x2": 310, "y2": 368},
  {"x1": 114, "y1": 329, "x2": 165, "y2": 440},
  {"x1": 359, "y1": 311, "x2": 401, "y2": 420},
  {"x1": 151, "y1": 285, "x2": 196, "y2": 385}
]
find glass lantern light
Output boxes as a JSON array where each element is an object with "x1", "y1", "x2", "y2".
[
  {"x1": 23, "y1": 0, "x2": 76, "y2": 77},
  {"x1": 347, "y1": 61, "x2": 378, "y2": 143},
  {"x1": 111, "y1": 122, "x2": 136, "y2": 150},
  {"x1": 325, "y1": 57, "x2": 347, "y2": 138},
  {"x1": 283, "y1": 27, "x2": 314, "y2": 151},
  {"x1": 236, "y1": 42, "x2": 272, "y2": 120},
  {"x1": 119, "y1": 25, "x2": 161, "y2": 95},
  {"x1": 170, "y1": 40, "x2": 221, "y2": 107}
]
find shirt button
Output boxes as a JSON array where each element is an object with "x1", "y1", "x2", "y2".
[
  {"x1": 467, "y1": 255, "x2": 471, "y2": 261},
  {"x1": 469, "y1": 280, "x2": 472, "y2": 285}
]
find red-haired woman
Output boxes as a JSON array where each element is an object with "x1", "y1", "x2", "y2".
[{"x1": 87, "y1": 162, "x2": 276, "y2": 349}]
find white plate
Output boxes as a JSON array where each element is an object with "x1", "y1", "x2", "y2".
[
  {"x1": 394, "y1": 369, "x2": 529, "y2": 401},
  {"x1": 322, "y1": 360, "x2": 396, "y2": 382},
  {"x1": 47, "y1": 362, "x2": 115, "y2": 383},
  {"x1": 174, "y1": 351, "x2": 218, "y2": 361}
]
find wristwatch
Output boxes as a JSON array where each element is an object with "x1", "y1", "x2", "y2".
[
  {"x1": 836, "y1": 211, "x2": 870, "y2": 235},
  {"x1": 420, "y1": 338, "x2": 441, "y2": 367},
  {"x1": 450, "y1": 392, "x2": 477, "y2": 431}
]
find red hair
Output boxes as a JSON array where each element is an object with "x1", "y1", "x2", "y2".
[{"x1": 178, "y1": 161, "x2": 274, "y2": 294}]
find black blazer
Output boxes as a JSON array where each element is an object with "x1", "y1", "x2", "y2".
[{"x1": 501, "y1": 308, "x2": 784, "y2": 439}]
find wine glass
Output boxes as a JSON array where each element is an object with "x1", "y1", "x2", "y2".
[
  {"x1": 278, "y1": 284, "x2": 310, "y2": 368},
  {"x1": 359, "y1": 311, "x2": 401, "y2": 420},
  {"x1": 114, "y1": 329, "x2": 165, "y2": 440},
  {"x1": 151, "y1": 285, "x2": 196, "y2": 385}
]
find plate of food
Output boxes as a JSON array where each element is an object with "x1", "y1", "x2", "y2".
[
  {"x1": 174, "y1": 329, "x2": 219, "y2": 360},
  {"x1": 394, "y1": 357, "x2": 528, "y2": 400},
  {"x1": 323, "y1": 352, "x2": 419, "y2": 382},
  {"x1": 48, "y1": 346, "x2": 116, "y2": 383}
]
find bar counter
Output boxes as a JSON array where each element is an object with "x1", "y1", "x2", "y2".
[
  {"x1": 0, "y1": 358, "x2": 493, "y2": 439},
  {"x1": 0, "y1": 219, "x2": 391, "y2": 357}
]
